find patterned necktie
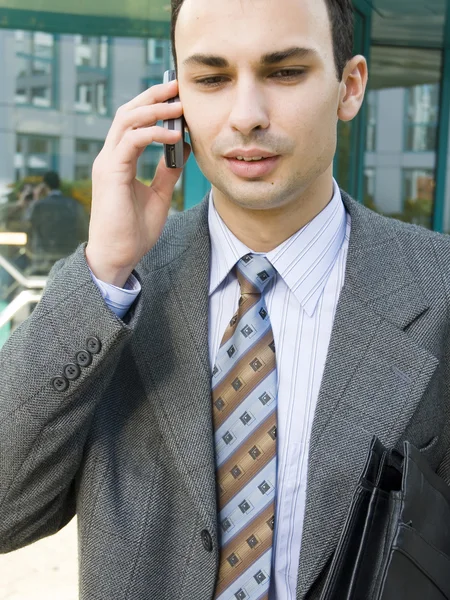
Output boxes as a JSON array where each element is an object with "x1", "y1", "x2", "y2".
[{"x1": 212, "y1": 253, "x2": 278, "y2": 600}]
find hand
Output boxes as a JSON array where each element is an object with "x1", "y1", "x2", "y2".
[{"x1": 85, "y1": 80, "x2": 190, "y2": 287}]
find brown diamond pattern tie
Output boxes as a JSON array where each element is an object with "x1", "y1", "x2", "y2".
[{"x1": 211, "y1": 253, "x2": 278, "y2": 600}]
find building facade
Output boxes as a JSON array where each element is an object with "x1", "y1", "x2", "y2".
[{"x1": 0, "y1": 32, "x2": 172, "y2": 193}]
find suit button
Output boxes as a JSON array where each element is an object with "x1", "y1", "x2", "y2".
[
  {"x1": 201, "y1": 529, "x2": 213, "y2": 552},
  {"x1": 86, "y1": 336, "x2": 102, "y2": 354},
  {"x1": 52, "y1": 376, "x2": 69, "y2": 392},
  {"x1": 76, "y1": 350, "x2": 92, "y2": 368},
  {"x1": 64, "y1": 363, "x2": 81, "y2": 381}
]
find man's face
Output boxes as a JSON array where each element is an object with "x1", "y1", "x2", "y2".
[{"x1": 175, "y1": 0, "x2": 345, "y2": 211}]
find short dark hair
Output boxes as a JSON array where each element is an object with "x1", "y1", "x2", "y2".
[
  {"x1": 43, "y1": 171, "x2": 61, "y2": 190},
  {"x1": 170, "y1": 0, "x2": 354, "y2": 81}
]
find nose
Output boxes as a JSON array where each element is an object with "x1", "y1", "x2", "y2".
[{"x1": 228, "y1": 77, "x2": 270, "y2": 136}]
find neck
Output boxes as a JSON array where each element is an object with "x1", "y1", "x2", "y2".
[{"x1": 212, "y1": 170, "x2": 335, "y2": 253}]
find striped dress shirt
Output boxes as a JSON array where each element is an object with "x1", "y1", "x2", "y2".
[
  {"x1": 208, "y1": 180, "x2": 349, "y2": 599},
  {"x1": 93, "y1": 178, "x2": 350, "y2": 599}
]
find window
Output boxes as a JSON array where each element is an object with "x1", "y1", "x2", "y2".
[
  {"x1": 75, "y1": 139, "x2": 103, "y2": 180},
  {"x1": 76, "y1": 140, "x2": 90, "y2": 154},
  {"x1": 405, "y1": 84, "x2": 439, "y2": 152},
  {"x1": 361, "y1": 46, "x2": 441, "y2": 228},
  {"x1": 15, "y1": 135, "x2": 59, "y2": 179},
  {"x1": 75, "y1": 84, "x2": 93, "y2": 112},
  {"x1": 75, "y1": 82, "x2": 108, "y2": 115},
  {"x1": 147, "y1": 38, "x2": 166, "y2": 64},
  {"x1": 365, "y1": 92, "x2": 377, "y2": 152},
  {"x1": 97, "y1": 82, "x2": 107, "y2": 115},
  {"x1": 402, "y1": 169, "x2": 435, "y2": 228},
  {"x1": 364, "y1": 169, "x2": 375, "y2": 207},
  {"x1": 75, "y1": 35, "x2": 109, "y2": 69},
  {"x1": 14, "y1": 30, "x2": 56, "y2": 108},
  {"x1": 32, "y1": 32, "x2": 54, "y2": 60},
  {"x1": 75, "y1": 36, "x2": 110, "y2": 116},
  {"x1": 15, "y1": 88, "x2": 27, "y2": 105},
  {"x1": 28, "y1": 138, "x2": 49, "y2": 154},
  {"x1": 31, "y1": 87, "x2": 51, "y2": 108}
]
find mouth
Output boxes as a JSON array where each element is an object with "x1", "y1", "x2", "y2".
[
  {"x1": 224, "y1": 154, "x2": 280, "y2": 179},
  {"x1": 224, "y1": 150, "x2": 277, "y2": 161}
]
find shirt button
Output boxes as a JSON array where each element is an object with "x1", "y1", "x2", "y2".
[
  {"x1": 64, "y1": 363, "x2": 81, "y2": 381},
  {"x1": 86, "y1": 336, "x2": 102, "y2": 354},
  {"x1": 201, "y1": 529, "x2": 213, "y2": 552},
  {"x1": 76, "y1": 350, "x2": 92, "y2": 368},
  {"x1": 52, "y1": 376, "x2": 69, "y2": 392}
]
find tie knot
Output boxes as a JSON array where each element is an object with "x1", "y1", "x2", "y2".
[{"x1": 236, "y1": 254, "x2": 276, "y2": 295}]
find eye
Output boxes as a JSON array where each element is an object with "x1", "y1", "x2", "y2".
[
  {"x1": 270, "y1": 69, "x2": 306, "y2": 80},
  {"x1": 195, "y1": 76, "x2": 228, "y2": 88}
]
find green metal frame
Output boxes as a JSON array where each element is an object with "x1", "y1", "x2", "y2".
[
  {"x1": 349, "y1": 0, "x2": 372, "y2": 201},
  {"x1": 0, "y1": 8, "x2": 170, "y2": 38},
  {"x1": 433, "y1": 0, "x2": 450, "y2": 232}
]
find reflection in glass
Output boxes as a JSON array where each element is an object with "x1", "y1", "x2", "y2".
[
  {"x1": 405, "y1": 85, "x2": 439, "y2": 152},
  {"x1": 366, "y1": 92, "x2": 377, "y2": 152},
  {"x1": 364, "y1": 47, "x2": 441, "y2": 228},
  {"x1": 31, "y1": 86, "x2": 51, "y2": 108},
  {"x1": 147, "y1": 38, "x2": 166, "y2": 64},
  {"x1": 75, "y1": 36, "x2": 110, "y2": 116},
  {"x1": 402, "y1": 169, "x2": 435, "y2": 227},
  {"x1": 2, "y1": 29, "x2": 182, "y2": 344},
  {"x1": 75, "y1": 139, "x2": 103, "y2": 180},
  {"x1": 364, "y1": 168, "x2": 375, "y2": 206},
  {"x1": 15, "y1": 135, "x2": 58, "y2": 179},
  {"x1": 14, "y1": 30, "x2": 55, "y2": 109},
  {"x1": 75, "y1": 35, "x2": 109, "y2": 69}
]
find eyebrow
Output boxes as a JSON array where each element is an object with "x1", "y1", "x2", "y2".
[{"x1": 182, "y1": 46, "x2": 318, "y2": 69}]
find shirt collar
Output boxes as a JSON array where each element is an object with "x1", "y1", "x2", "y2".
[{"x1": 208, "y1": 179, "x2": 347, "y2": 316}]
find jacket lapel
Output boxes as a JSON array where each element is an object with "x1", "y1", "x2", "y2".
[
  {"x1": 131, "y1": 198, "x2": 219, "y2": 538},
  {"x1": 296, "y1": 194, "x2": 439, "y2": 599}
]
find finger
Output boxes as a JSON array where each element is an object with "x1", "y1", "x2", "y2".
[
  {"x1": 115, "y1": 126, "x2": 182, "y2": 166},
  {"x1": 124, "y1": 79, "x2": 178, "y2": 111},
  {"x1": 150, "y1": 141, "x2": 192, "y2": 204},
  {"x1": 105, "y1": 101, "x2": 183, "y2": 149}
]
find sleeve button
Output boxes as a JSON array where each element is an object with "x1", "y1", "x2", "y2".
[
  {"x1": 201, "y1": 529, "x2": 213, "y2": 552},
  {"x1": 64, "y1": 363, "x2": 81, "y2": 381},
  {"x1": 86, "y1": 336, "x2": 102, "y2": 354},
  {"x1": 76, "y1": 350, "x2": 92, "y2": 368},
  {"x1": 52, "y1": 376, "x2": 69, "y2": 392}
]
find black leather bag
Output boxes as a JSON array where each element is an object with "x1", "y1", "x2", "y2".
[{"x1": 321, "y1": 436, "x2": 450, "y2": 600}]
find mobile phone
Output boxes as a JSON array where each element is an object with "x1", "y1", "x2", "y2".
[{"x1": 163, "y1": 69, "x2": 185, "y2": 169}]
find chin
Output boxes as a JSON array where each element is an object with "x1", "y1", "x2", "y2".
[{"x1": 215, "y1": 181, "x2": 293, "y2": 211}]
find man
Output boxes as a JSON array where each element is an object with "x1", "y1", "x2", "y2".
[
  {"x1": 0, "y1": 1, "x2": 449, "y2": 599},
  {"x1": 26, "y1": 171, "x2": 89, "y2": 274}
]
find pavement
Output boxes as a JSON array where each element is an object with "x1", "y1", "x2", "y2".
[{"x1": 0, "y1": 517, "x2": 78, "y2": 600}]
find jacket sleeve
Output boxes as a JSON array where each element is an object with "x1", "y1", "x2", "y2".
[{"x1": 0, "y1": 244, "x2": 141, "y2": 552}]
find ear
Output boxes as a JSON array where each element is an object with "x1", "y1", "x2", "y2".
[{"x1": 338, "y1": 55, "x2": 368, "y2": 122}]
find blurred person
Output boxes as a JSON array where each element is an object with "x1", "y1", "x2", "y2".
[
  {"x1": 25, "y1": 171, "x2": 89, "y2": 274},
  {"x1": 1, "y1": 1, "x2": 450, "y2": 600}
]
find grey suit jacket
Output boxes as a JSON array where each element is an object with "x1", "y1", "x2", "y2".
[{"x1": 1, "y1": 191, "x2": 450, "y2": 600}]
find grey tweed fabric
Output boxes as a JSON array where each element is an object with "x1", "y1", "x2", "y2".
[{"x1": 1, "y1": 191, "x2": 450, "y2": 600}]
